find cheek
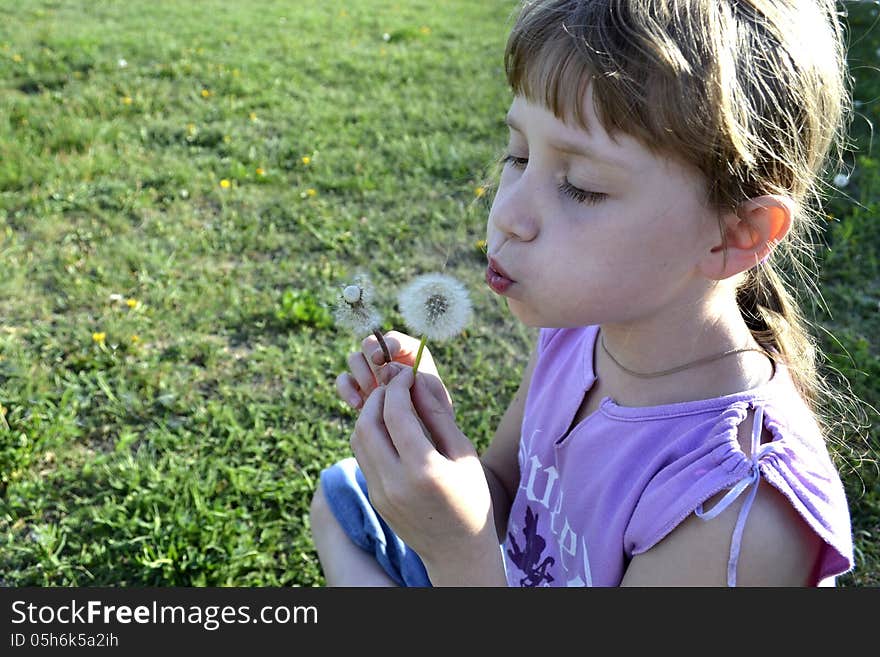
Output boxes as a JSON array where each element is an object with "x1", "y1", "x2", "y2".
[{"x1": 638, "y1": 202, "x2": 710, "y2": 261}]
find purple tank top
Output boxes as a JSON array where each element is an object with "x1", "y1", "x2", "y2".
[{"x1": 502, "y1": 326, "x2": 854, "y2": 586}]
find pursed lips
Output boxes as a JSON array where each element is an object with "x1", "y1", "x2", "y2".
[{"x1": 487, "y1": 255, "x2": 515, "y2": 282}]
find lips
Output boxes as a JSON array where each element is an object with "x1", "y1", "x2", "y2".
[
  {"x1": 488, "y1": 256, "x2": 514, "y2": 281},
  {"x1": 486, "y1": 256, "x2": 515, "y2": 294}
]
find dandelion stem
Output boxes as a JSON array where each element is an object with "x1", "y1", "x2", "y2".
[
  {"x1": 373, "y1": 329, "x2": 391, "y2": 364},
  {"x1": 412, "y1": 335, "x2": 428, "y2": 377}
]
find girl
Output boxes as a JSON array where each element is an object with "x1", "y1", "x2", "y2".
[{"x1": 311, "y1": 0, "x2": 855, "y2": 586}]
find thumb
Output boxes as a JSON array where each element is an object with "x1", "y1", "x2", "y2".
[{"x1": 411, "y1": 372, "x2": 474, "y2": 461}]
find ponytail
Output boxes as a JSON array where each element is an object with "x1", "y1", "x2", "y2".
[{"x1": 737, "y1": 260, "x2": 872, "y2": 465}]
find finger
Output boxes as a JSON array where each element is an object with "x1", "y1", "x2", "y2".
[
  {"x1": 382, "y1": 368, "x2": 436, "y2": 466},
  {"x1": 410, "y1": 369, "x2": 453, "y2": 408},
  {"x1": 362, "y1": 334, "x2": 395, "y2": 368},
  {"x1": 376, "y1": 361, "x2": 408, "y2": 386},
  {"x1": 352, "y1": 386, "x2": 399, "y2": 468},
  {"x1": 347, "y1": 351, "x2": 378, "y2": 397},
  {"x1": 335, "y1": 372, "x2": 364, "y2": 410},
  {"x1": 411, "y1": 373, "x2": 474, "y2": 460},
  {"x1": 364, "y1": 331, "x2": 423, "y2": 368}
]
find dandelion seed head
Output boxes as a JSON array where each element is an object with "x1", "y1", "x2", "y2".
[
  {"x1": 334, "y1": 275, "x2": 382, "y2": 336},
  {"x1": 833, "y1": 173, "x2": 849, "y2": 188},
  {"x1": 398, "y1": 273, "x2": 471, "y2": 341},
  {"x1": 342, "y1": 285, "x2": 362, "y2": 304}
]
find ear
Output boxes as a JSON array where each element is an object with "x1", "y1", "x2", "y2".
[{"x1": 699, "y1": 195, "x2": 794, "y2": 280}]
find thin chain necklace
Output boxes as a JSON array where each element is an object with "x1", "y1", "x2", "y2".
[{"x1": 600, "y1": 333, "x2": 771, "y2": 379}]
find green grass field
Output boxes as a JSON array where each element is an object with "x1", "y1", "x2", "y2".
[{"x1": 1, "y1": 0, "x2": 877, "y2": 586}]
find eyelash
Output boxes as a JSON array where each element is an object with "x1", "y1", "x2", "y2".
[{"x1": 501, "y1": 155, "x2": 607, "y2": 205}]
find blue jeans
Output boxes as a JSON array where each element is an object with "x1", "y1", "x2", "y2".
[{"x1": 318, "y1": 457, "x2": 432, "y2": 587}]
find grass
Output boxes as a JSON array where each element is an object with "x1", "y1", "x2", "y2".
[{"x1": 0, "y1": 0, "x2": 877, "y2": 586}]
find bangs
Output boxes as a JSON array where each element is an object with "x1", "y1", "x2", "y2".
[
  {"x1": 505, "y1": 24, "x2": 596, "y2": 133},
  {"x1": 503, "y1": 0, "x2": 721, "y2": 176}
]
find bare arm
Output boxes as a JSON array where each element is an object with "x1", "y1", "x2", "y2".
[
  {"x1": 480, "y1": 344, "x2": 538, "y2": 543},
  {"x1": 621, "y1": 409, "x2": 823, "y2": 586}
]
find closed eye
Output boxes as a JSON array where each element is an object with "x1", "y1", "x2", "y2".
[
  {"x1": 559, "y1": 180, "x2": 606, "y2": 205},
  {"x1": 501, "y1": 154, "x2": 528, "y2": 169},
  {"x1": 502, "y1": 154, "x2": 606, "y2": 205}
]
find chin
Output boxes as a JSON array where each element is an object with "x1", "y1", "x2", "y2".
[{"x1": 506, "y1": 299, "x2": 547, "y2": 328}]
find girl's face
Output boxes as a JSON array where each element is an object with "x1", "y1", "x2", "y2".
[{"x1": 486, "y1": 93, "x2": 723, "y2": 329}]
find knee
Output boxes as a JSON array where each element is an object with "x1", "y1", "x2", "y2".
[{"x1": 309, "y1": 481, "x2": 334, "y2": 530}]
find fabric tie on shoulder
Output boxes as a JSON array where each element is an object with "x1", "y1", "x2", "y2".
[{"x1": 695, "y1": 404, "x2": 774, "y2": 587}]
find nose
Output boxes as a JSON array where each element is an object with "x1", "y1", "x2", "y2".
[{"x1": 487, "y1": 175, "x2": 539, "y2": 243}]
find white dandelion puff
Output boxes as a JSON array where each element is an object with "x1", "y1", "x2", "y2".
[
  {"x1": 833, "y1": 173, "x2": 850, "y2": 188},
  {"x1": 398, "y1": 273, "x2": 472, "y2": 375},
  {"x1": 399, "y1": 273, "x2": 472, "y2": 340},
  {"x1": 342, "y1": 285, "x2": 362, "y2": 304},
  {"x1": 334, "y1": 274, "x2": 391, "y2": 363},
  {"x1": 334, "y1": 275, "x2": 380, "y2": 334}
]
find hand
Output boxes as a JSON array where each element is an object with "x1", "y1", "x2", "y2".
[
  {"x1": 335, "y1": 330, "x2": 448, "y2": 411},
  {"x1": 349, "y1": 364, "x2": 505, "y2": 585}
]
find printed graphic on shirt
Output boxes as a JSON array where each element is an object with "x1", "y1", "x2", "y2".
[
  {"x1": 506, "y1": 506, "x2": 555, "y2": 587},
  {"x1": 505, "y1": 429, "x2": 594, "y2": 586}
]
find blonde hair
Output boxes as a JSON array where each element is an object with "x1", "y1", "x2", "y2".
[{"x1": 504, "y1": 0, "x2": 861, "y2": 450}]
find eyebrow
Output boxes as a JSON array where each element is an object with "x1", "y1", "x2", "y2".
[{"x1": 505, "y1": 114, "x2": 629, "y2": 173}]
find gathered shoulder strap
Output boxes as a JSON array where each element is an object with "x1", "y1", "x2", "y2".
[{"x1": 695, "y1": 404, "x2": 774, "y2": 586}]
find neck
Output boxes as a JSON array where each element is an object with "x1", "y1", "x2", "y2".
[{"x1": 596, "y1": 284, "x2": 773, "y2": 406}]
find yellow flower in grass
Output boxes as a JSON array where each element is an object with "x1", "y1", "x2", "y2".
[
  {"x1": 420, "y1": 26, "x2": 431, "y2": 35},
  {"x1": 220, "y1": 179, "x2": 231, "y2": 189},
  {"x1": 256, "y1": 167, "x2": 266, "y2": 177},
  {"x1": 131, "y1": 335, "x2": 140, "y2": 344},
  {"x1": 12, "y1": 54, "x2": 23, "y2": 63},
  {"x1": 126, "y1": 298, "x2": 139, "y2": 309},
  {"x1": 475, "y1": 186, "x2": 486, "y2": 198},
  {"x1": 249, "y1": 111, "x2": 258, "y2": 121},
  {"x1": 300, "y1": 188, "x2": 317, "y2": 198},
  {"x1": 92, "y1": 332, "x2": 106, "y2": 344},
  {"x1": 121, "y1": 96, "x2": 133, "y2": 105},
  {"x1": 200, "y1": 88, "x2": 212, "y2": 98},
  {"x1": 301, "y1": 156, "x2": 311, "y2": 165}
]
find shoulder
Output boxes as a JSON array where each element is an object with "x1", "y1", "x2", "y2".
[
  {"x1": 621, "y1": 473, "x2": 823, "y2": 586},
  {"x1": 621, "y1": 407, "x2": 824, "y2": 586}
]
